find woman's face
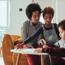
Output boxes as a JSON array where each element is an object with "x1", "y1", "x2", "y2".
[
  {"x1": 31, "y1": 10, "x2": 40, "y2": 25},
  {"x1": 44, "y1": 14, "x2": 53, "y2": 25},
  {"x1": 59, "y1": 27, "x2": 65, "y2": 40}
]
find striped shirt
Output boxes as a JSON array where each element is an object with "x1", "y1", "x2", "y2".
[{"x1": 22, "y1": 20, "x2": 43, "y2": 47}]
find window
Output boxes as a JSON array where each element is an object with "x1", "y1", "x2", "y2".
[
  {"x1": 40, "y1": 15, "x2": 45, "y2": 24},
  {"x1": 0, "y1": 0, "x2": 10, "y2": 46}
]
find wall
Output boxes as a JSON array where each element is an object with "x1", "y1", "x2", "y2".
[
  {"x1": 34, "y1": 0, "x2": 52, "y2": 9},
  {"x1": 34, "y1": 0, "x2": 57, "y2": 23},
  {"x1": 58, "y1": 0, "x2": 65, "y2": 22},
  {"x1": 10, "y1": 0, "x2": 31, "y2": 35},
  {"x1": 34, "y1": 0, "x2": 65, "y2": 23},
  {"x1": 10, "y1": 0, "x2": 65, "y2": 35},
  {"x1": 34, "y1": 0, "x2": 53, "y2": 23}
]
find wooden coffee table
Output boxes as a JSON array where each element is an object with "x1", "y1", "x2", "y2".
[{"x1": 11, "y1": 49, "x2": 52, "y2": 65}]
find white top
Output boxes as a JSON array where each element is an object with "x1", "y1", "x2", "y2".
[
  {"x1": 54, "y1": 39, "x2": 65, "y2": 60},
  {"x1": 10, "y1": 49, "x2": 48, "y2": 55},
  {"x1": 54, "y1": 39, "x2": 65, "y2": 48}
]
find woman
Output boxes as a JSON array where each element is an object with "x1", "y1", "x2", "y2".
[
  {"x1": 15, "y1": 6, "x2": 61, "y2": 65},
  {"x1": 22, "y1": 3, "x2": 43, "y2": 65}
]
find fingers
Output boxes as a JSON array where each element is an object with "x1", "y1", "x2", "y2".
[
  {"x1": 34, "y1": 49, "x2": 38, "y2": 53},
  {"x1": 40, "y1": 39, "x2": 44, "y2": 45},
  {"x1": 40, "y1": 39, "x2": 46, "y2": 45},
  {"x1": 14, "y1": 41, "x2": 18, "y2": 45},
  {"x1": 14, "y1": 44, "x2": 18, "y2": 49},
  {"x1": 43, "y1": 45, "x2": 48, "y2": 48},
  {"x1": 14, "y1": 43, "x2": 25, "y2": 49},
  {"x1": 14, "y1": 44, "x2": 22, "y2": 49},
  {"x1": 31, "y1": 47, "x2": 35, "y2": 49},
  {"x1": 42, "y1": 39, "x2": 46, "y2": 45},
  {"x1": 34, "y1": 48, "x2": 42, "y2": 53}
]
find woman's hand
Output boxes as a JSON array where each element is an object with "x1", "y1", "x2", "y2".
[
  {"x1": 14, "y1": 42, "x2": 25, "y2": 49},
  {"x1": 40, "y1": 39, "x2": 46, "y2": 45},
  {"x1": 14, "y1": 38, "x2": 23, "y2": 45},
  {"x1": 34, "y1": 48, "x2": 42, "y2": 53}
]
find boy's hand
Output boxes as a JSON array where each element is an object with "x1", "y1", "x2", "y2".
[
  {"x1": 34, "y1": 48, "x2": 42, "y2": 53},
  {"x1": 40, "y1": 39, "x2": 46, "y2": 45},
  {"x1": 43, "y1": 45, "x2": 48, "y2": 48}
]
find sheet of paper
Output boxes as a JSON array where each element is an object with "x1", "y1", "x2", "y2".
[
  {"x1": 18, "y1": 49, "x2": 35, "y2": 52},
  {"x1": 11, "y1": 49, "x2": 35, "y2": 53},
  {"x1": 10, "y1": 49, "x2": 48, "y2": 55}
]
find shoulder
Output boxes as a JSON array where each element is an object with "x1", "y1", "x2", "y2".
[
  {"x1": 53, "y1": 23, "x2": 61, "y2": 39},
  {"x1": 52, "y1": 23, "x2": 57, "y2": 27},
  {"x1": 23, "y1": 20, "x2": 30, "y2": 31},
  {"x1": 39, "y1": 25, "x2": 43, "y2": 30},
  {"x1": 36, "y1": 25, "x2": 43, "y2": 33},
  {"x1": 52, "y1": 23, "x2": 58, "y2": 30},
  {"x1": 52, "y1": 23, "x2": 57, "y2": 26},
  {"x1": 23, "y1": 20, "x2": 30, "y2": 26},
  {"x1": 23, "y1": 20, "x2": 30, "y2": 24},
  {"x1": 52, "y1": 23, "x2": 58, "y2": 29},
  {"x1": 39, "y1": 21, "x2": 43, "y2": 25},
  {"x1": 58, "y1": 39, "x2": 62, "y2": 45},
  {"x1": 58, "y1": 39, "x2": 62, "y2": 43}
]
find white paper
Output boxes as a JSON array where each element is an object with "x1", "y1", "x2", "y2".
[{"x1": 10, "y1": 49, "x2": 48, "y2": 55}]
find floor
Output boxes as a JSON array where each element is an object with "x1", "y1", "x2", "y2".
[
  {"x1": 0, "y1": 56, "x2": 4, "y2": 65},
  {"x1": 0, "y1": 50, "x2": 4, "y2": 65}
]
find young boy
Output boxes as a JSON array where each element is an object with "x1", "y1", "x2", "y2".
[{"x1": 34, "y1": 19, "x2": 65, "y2": 65}]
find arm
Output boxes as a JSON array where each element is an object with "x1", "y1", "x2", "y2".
[
  {"x1": 48, "y1": 40, "x2": 60, "y2": 48},
  {"x1": 14, "y1": 22, "x2": 27, "y2": 49},
  {"x1": 37, "y1": 22, "x2": 43, "y2": 45},
  {"x1": 22, "y1": 22, "x2": 28, "y2": 41},
  {"x1": 24, "y1": 26, "x2": 43, "y2": 44},
  {"x1": 34, "y1": 44, "x2": 65, "y2": 57},
  {"x1": 42, "y1": 47, "x2": 65, "y2": 57},
  {"x1": 48, "y1": 44, "x2": 56, "y2": 47}
]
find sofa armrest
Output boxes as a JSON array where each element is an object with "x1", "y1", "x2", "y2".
[{"x1": 2, "y1": 34, "x2": 22, "y2": 65}]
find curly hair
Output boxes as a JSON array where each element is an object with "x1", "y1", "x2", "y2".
[
  {"x1": 26, "y1": 3, "x2": 41, "y2": 19},
  {"x1": 57, "y1": 19, "x2": 65, "y2": 30},
  {"x1": 42, "y1": 7, "x2": 55, "y2": 18}
]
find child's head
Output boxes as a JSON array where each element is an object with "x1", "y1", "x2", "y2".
[
  {"x1": 42, "y1": 7, "x2": 54, "y2": 18},
  {"x1": 42, "y1": 7, "x2": 54, "y2": 26},
  {"x1": 57, "y1": 19, "x2": 65, "y2": 40}
]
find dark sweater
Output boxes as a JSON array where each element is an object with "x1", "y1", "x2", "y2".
[
  {"x1": 42, "y1": 45, "x2": 65, "y2": 57},
  {"x1": 42, "y1": 45, "x2": 65, "y2": 65}
]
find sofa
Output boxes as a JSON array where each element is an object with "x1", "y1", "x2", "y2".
[{"x1": 2, "y1": 27, "x2": 29, "y2": 65}]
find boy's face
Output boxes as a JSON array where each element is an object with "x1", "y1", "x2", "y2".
[
  {"x1": 58, "y1": 27, "x2": 65, "y2": 40},
  {"x1": 44, "y1": 14, "x2": 53, "y2": 25},
  {"x1": 31, "y1": 10, "x2": 40, "y2": 25}
]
